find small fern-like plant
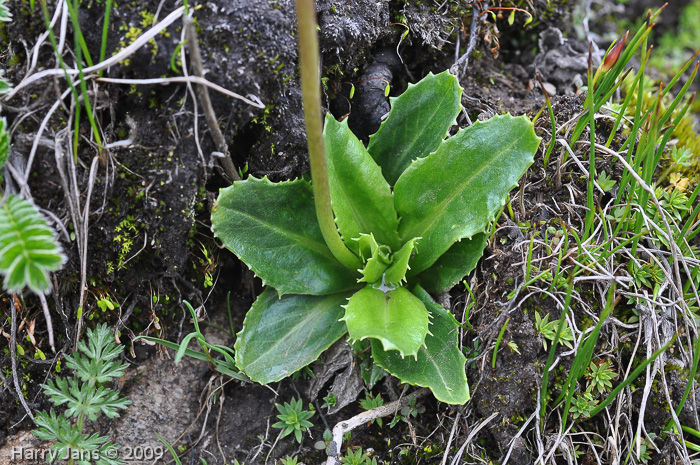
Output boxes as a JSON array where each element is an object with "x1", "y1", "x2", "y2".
[
  {"x1": 1, "y1": 92, "x2": 65, "y2": 351},
  {"x1": 0, "y1": 194, "x2": 66, "y2": 294},
  {"x1": 33, "y1": 324, "x2": 131, "y2": 465},
  {"x1": 0, "y1": 0, "x2": 12, "y2": 22}
]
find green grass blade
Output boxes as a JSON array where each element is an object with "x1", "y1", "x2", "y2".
[{"x1": 99, "y1": 0, "x2": 114, "y2": 77}]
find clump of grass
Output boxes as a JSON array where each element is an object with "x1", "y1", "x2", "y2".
[{"x1": 521, "y1": 4, "x2": 700, "y2": 461}]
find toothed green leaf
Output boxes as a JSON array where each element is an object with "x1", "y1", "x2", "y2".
[
  {"x1": 235, "y1": 289, "x2": 352, "y2": 384},
  {"x1": 325, "y1": 114, "x2": 401, "y2": 252},
  {"x1": 384, "y1": 237, "x2": 419, "y2": 285},
  {"x1": 0, "y1": 195, "x2": 65, "y2": 294},
  {"x1": 416, "y1": 233, "x2": 487, "y2": 294},
  {"x1": 211, "y1": 177, "x2": 358, "y2": 295},
  {"x1": 357, "y1": 233, "x2": 392, "y2": 283},
  {"x1": 343, "y1": 286, "x2": 429, "y2": 358},
  {"x1": 372, "y1": 285, "x2": 469, "y2": 404},
  {"x1": 41, "y1": 377, "x2": 130, "y2": 421},
  {"x1": 34, "y1": 409, "x2": 125, "y2": 465},
  {"x1": 65, "y1": 324, "x2": 129, "y2": 384},
  {"x1": 395, "y1": 115, "x2": 540, "y2": 274},
  {"x1": 367, "y1": 70, "x2": 462, "y2": 185},
  {"x1": 0, "y1": 0, "x2": 12, "y2": 22}
]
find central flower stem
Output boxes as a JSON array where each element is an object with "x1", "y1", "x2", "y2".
[{"x1": 295, "y1": 0, "x2": 361, "y2": 270}]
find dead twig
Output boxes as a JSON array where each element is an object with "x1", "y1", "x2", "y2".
[
  {"x1": 450, "y1": 411, "x2": 499, "y2": 465},
  {"x1": 184, "y1": 15, "x2": 240, "y2": 182},
  {"x1": 96, "y1": 76, "x2": 264, "y2": 110},
  {"x1": 450, "y1": 2, "x2": 487, "y2": 78},
  {"x1": 326, "y1": 388, "x2": 430, "y2": 465},
  {"x1": 440, "y1": 412, "x2": 461, "y2": 465}
]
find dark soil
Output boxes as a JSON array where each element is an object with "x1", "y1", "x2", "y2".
[{"x1": 3, "y1": 0, "x2": 698, "y2": 464}]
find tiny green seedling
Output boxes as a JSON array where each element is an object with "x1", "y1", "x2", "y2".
[
  {"x1": 585, "y1": 360, "x2": 617, "y2": 395},
  {"x1": 359, "y1": 393, "x2": 385, "y2": 426},
  {"x1": 389, "y1": 395, "x2": 425, "y2": 428},
  {"x1": 314, "y1": 429, "x2": 334, "y2": 455},
  {"x1": 507, "y1": 341, "x2": 521, "y2": 354},
  {"x1": 279, "y1": 455, "x2": 300, "y2": 465},
  {"x1": 534, "y1": 311, "x2": 574, "y2": 351},
  {"x1": 596, "y1": 171, "x2": 616, "y2": 192},
  {"x1": 569, "y1": 391, "x2": 597, "y2": 420},
  {"x1": 340, "y1": 448, "x2": 377, "y2": 465},
  {"x1": 272, "y1": 398, "x2": 315, "y2": 443},
  {"x1": 321, "y1": 393, "x2": 337, "y2": 410}
]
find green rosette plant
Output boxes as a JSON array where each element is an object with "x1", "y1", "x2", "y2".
[{"x1": 211, "y1": 70, "x2": 541, "y2": 404}]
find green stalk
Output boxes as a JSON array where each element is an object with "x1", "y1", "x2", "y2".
[
  {"x1": 65, "y1": 0, "x2": 93, "y2": 67},
  {"x1": 68, "y1": 0, "x2": 102, "y2": 156},
  {"x1": 584, "y1": 42, "x2": 596, "y2": 240},
  {"x1": 659, "y1": 49, "x2": 699, "y2": 102},
  {"x1": 680, "y1": 180, "x2": 700, "y2": 241},
  {"x1": 295, "y1": 0, "x2": 361, "y2": 270},
  {"x1": 629, "y1": 84, "x2": 662, "y2": 258},
  {"x1": 605, "y1": 64, "x2": 641, "y2": 149},
  {"x1": 556, "y1": 285, "x2": 615, "y2": 431},
  {"x1": 656, "y1": 94, "x2": 696, "y2": 183},
  {"x1": 99, "y1": 0, "x2": 114, "y2": 78},
  {"x1": 657, "y1": 61, "x2": 698, "y2": 131},
  {"x1": 571, "y1": 16, "x2": 655, "y2": 144},
  {"x1": 492, "y1": 318, "x2": 510, "y2": 369},
  {"x1": 41, "y1": 0, "x2": 102, "y2": 160}
]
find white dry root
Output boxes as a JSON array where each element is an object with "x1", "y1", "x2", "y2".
[{"x1": 325, "y1": 388, "x2": 430, "y2": 465}]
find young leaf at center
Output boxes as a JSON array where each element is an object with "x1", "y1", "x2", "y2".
[
  {"x1": 357, "y1": 234, "x2": 392, "y2": 283},
  {"x1": 384, "y1": 237, "x2": 419, "y2": 285},
  {"x1": 371, "y1": 285, "x2": 469, "y2": 404},
  {"x1": 342, "y1": 286, "x2": 429, "y2": 358}
]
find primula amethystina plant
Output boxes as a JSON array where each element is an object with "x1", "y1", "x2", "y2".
[
  {"x1": 211, "y1": 72, "x2": 540, "y2": 403},
  {"x1": 210, "y1": 0, "x2": 539, "y2": 405}
]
